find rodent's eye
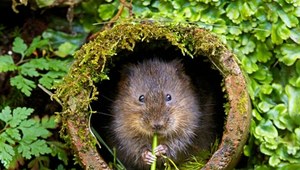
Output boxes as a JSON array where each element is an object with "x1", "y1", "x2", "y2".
[
  {"x1": 138, "y1": 95, "x2": 145, "y2": 103},
  {"x1": 166, "y1": 94, "x2": 172, "y2": 101}
]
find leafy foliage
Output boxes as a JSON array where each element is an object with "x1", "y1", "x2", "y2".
[
  {"x1": 1, "y1": 4, "x2": 88, "y2": 169},
  {"x1": 3, "y1": 0, "x2": 300, "y2": 169},
  {"x1": 93, "y1": 0, "x2": 300, "y2": 168},
  {"x1": 0, "y1": 55, "x2": 17, "y2": 72},
  {"x1": 0, "y1": 106, "x2": 65, "y2": 169},
  {"x1": 0, "y1": 36, "x2": 72, "y2": 96}
]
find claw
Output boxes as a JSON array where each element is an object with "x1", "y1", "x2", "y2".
[
  {"x1": 154, "y1": 144, "x2": 168, "y2": 156},
  {"x1": 142, "y1": 150, "x2": 157, "y2": 165},
  {"x1": 142, "y1": 144, "x2": 168, "y2": 165}
]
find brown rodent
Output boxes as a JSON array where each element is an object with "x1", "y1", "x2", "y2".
[{"x1": 110, "y1": 58, "x2": 217, "y2": 169}]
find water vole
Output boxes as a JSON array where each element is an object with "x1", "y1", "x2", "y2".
[{"x1": 110, "y1": 58, "x2": 217, "y2": 169}]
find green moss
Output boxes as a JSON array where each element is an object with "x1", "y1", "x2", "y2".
[{"x1": 237, "y1": 91, "x2": 250, "y2": 115}]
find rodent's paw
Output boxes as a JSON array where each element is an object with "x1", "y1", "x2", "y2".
[
  {"x1": 142, "y1": 150, "x2": 156, "y2": 165},
  {"x1": 154, "y1": 144, "x2": 168, "y2": 156},
  {"x1": 142, "y1": 145, "x2": 168, "y2": 165}
]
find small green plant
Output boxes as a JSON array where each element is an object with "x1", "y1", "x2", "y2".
[
  {"x1": 0, "y1": 106, "x2": 67, "y2": 169},
  {"x1": 0, "y1": 36, "x2": 72, "y2": 97},
  {"x1": 150, "y1": 133, "x2": 218, "y2": 170}
]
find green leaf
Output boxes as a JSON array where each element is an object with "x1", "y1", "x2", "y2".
[
  {"x1": 35, "y1": 0, "x2": 55, "y2": 8},
  {"x1": 278, "y1": 9, "x2": 299, "y2": 28},
  {"x1": 277, "y1": 23, "x2": 291, "y2": 40},
  {"x1": 279, "y1": 43, "x2": 300, "y2": 66},
  {"x1": 254, "y1": 42, "x2": 272, "y2": 63},
  {"x1": 20, "y1": 118, "x2": 36, "y2": 128},
  {"x1": 275, "y1": 144, "x2": 300, "y2": 164},
  {"x1": 225, "y1": 2, "x2": 240, "y2": 23},
  {"x1": 12, "y1": 37, "x2": 27, "y2": 57},
  {"x1": 18, "y1": 133, "x2": 52, "y2": 159},
  {"x1": 39, "y1": 68, "x2": 68, "y2": 89},
  {"x1": 25, "y1": 36, "x2": 49, "y2": 56},
  {"x1": 41, "y1": 115, "x2": 57, "y2": 129},
  {"x1": 42, "y1": 28, "x2": 86, "y2": 49},
  {"x1": 0, "y1": 142, "x2": 15, "y2": 168},
  {"x1": 295, "y1": 128, "x2": 300, "y2": 141},
  {"x1": 278, "y1": 164, "x2": 300, "y2": 170},
  {"x1": 285, "y1": 85, "x2": 300, "y2": 124},
  {"x1": 255, "y1": 165, "x2": 273, "y2": 170},
  {"x1": 201, "y1": 7, "x2": 225, "y2": 23},
  {"x1": 259, "y1": 142, "x2": 274, "y2": 156},
  {"x1": 30, "y1": 140, "x2": 52, "y2": 156},
  {"x1": 261, "y1": 84, "x2": 273, "y2": 94},
  {"x1": 48, "y1": 141, "x2": 68, "y2": 165},
  {"x1": 290, "y1": 27, "x2": 300, "y2": 44},
  {"x1": 20, "y1": 119, "x2": 52, "y2": 142},
  {"x1": 18, "y1": 143, "x2": 32, "y2": 159},
  {"x1": 240, "y1": 21, "x2": 256, "y2": 33},
  {"x1": 255, "y1": 119, "x2": 278, "y2": 138},
  {"x1": 10, "y1": 107, "x2": 34, "y2": 128},
  {"x1": 241, "y1": 56, "x2": 259, "y2": 74},
  {"x1": 0, "y1": 55, "x2": 17, "y2": 72},
  {"x1": 251, "y1": 65, "x2": 272, "y2": 82},
  {"x1": 228, "y1": 26, "x2": 242, "y2": 36},
  {"x1": 39, "y1": 72, "x2": 61, "y2": 89},
  {"x1": 271, "y1": 22, "x2": 284, "y2": 45},
  {"x1": 27, "y1": 156, "x2": 50, "y2": 170},
  {"x1": 254, "y1": 22, "x2": 272, "y2": 41},
  {"x1": 267, "y1": 104, "x2": 286, "y2": 119},
  {"x1": 269, "y1": 155, "x2": 281, "y2": 167},
  {"x1": 19, "y1": 62, "x2": 40, "y2": 77},
  {"x1": 240, "y1": 35, "x2": 256, "y2": 54},
  {"x1": 27, "y1": 58, "x2": 50, "y2": 70},
  {"x1": 252, "y1": 109, "x2": 263, "y2": 120},
  {"x1": 240, "y1": 2, "x2": 255, "y2": 19},
  {"x1": 255, "y1": 6, "x2": 267, "y2": 22},
  {"x1": 47, "y1": 59, "x2": 71, "y2": 72},
  {"x1": 6, "y1": 128, "x2": 21, "y2": 141},
  {"x1": 258, "y1": 101, "x2": 274, "y2": 113},
  {"x1": 98, "y1": 3, "x2": 117, "y2": 21},
  {"x1": 266, "y1": 3, "x2": 279, "y2": 23},
  {"x1": 1, "y1": 132, "x2": 16, "y2": 145},
  {"x1": 243, "y1": 144, "x2": 251, "y2": 157},
  {"x1": 0, "y1": 106, "x2": 13, "y2": 123},
  {"x1": 279, "y1": 113, "x2": 296, "y2": 132},
  {"x1": 267, "y1": 104, "x2": 287, "y2": 129},
  {"x1": 54, "y1": 42, "x2": 77, "y2": 58},
  {"x1": 10, "y1": 75, "x2": 36, "y2": 96},
  {"x1": 295, "y1": 6, "x2": 300, "y2": 17}
]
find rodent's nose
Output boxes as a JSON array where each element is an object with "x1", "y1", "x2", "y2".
[{"x1": 152, "y1": 123, "x2": 163, "y2": 131}]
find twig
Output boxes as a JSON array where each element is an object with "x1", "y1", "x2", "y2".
[{"x1": 38, "y1": 84, "x2": 63, "y2": 106}]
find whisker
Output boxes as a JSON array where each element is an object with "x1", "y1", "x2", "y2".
[
  {"x1": 99, "y1": 94, "x2": 115, "y2": 102},
  {"x1": 95, "y1": 111, "x2": 113, "y2": 117},
  {"x1": 198, "y1": 103, "x2": 218, "y2": 106}
]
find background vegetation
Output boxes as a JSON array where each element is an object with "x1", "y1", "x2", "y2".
[{"x1": 1, "y1": 0, "x2": 300, "y2": 169}]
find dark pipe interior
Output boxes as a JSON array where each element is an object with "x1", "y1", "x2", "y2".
[{"x1": 91, "y1": 39, "x2": 226, "y2": 166}]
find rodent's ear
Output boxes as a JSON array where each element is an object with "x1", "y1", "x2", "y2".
[
  {"x1": 120, "y1": 63, "x2": 135, "y2": 78},
  {"x1": 170, "y1": 59, "x2": 185, "y2": 72},
  {"x1": 117, "y1": 64, "x2": 135, "y2": 88}
]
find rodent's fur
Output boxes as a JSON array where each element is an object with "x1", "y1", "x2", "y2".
[{"x1": 110, "y1": 58, "x2": 216, "y2": 169}]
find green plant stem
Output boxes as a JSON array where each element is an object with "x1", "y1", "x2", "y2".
[
  {"x1": 151, "y1": 133, "x2": 158, "y2": 170},
  {"x1": 0, "y1": 124, "x2": 8, "y2": 133},
  {"x1": 161, "y1": 155, "x2": 179, "y2": 170},
  {"x1": 90, "y1": 126, "x2": 125, "y2": 168}
]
